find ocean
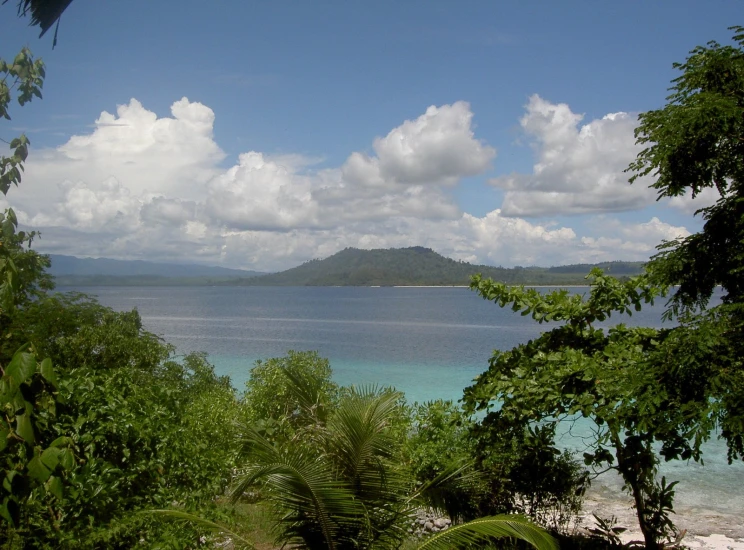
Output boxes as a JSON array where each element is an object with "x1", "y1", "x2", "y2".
[{"x1": 59, "y1": 285, "x2": 742, "y2": 526}]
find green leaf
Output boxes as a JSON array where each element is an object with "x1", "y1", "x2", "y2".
[
  {"x1": 15, "y1": 412, "x2": 34, "y2": 443},
  {"x1": 0, "y1": 498, "x2": 19, "y2": 526},
  {"x1": 45, "y1": 476, "x2": 63, "y2": 500},
  {"x1": 27, "y1": 455, "x2": 51, "y2": 482},
  {"x1": 6, "y1": 350, "x2": 37, "y2": 385},
  {"x1": 41, "y1": 447, "x2": 62, "y2": 470},
  {"x1": 40, "y1": 357, "x2": 57, "y2": 387},
  {"x1": 58, "y1": 449, "x2": 75, "y2": 470},
  {"x1": 416, "y1": 515, "x2": 558, "y2": 550}
]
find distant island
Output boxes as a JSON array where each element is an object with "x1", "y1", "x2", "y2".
[{"x1": 49, "y1": 248, "x2": 645, "y2": 287}]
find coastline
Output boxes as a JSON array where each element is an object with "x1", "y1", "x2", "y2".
[{"x1": 580, "y1": 487, "x2": 744, "y2": 549}]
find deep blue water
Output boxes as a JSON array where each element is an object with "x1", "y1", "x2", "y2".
[
  {"x1": 59, "y1": 285, "x2": 742, "y2": 518},
  {"x1": 59, "y1": 285, "x2": 676, "y2": 401}
]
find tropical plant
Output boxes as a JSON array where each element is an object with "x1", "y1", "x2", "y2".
[
  {"x1": 465, "y1": 27, "x2": 744, "y2": 550},
  {"x1": 627, "y1": 25, "x2": 744, "y2": 314},
  {"x1": 160, "y1": 376, "x2": 558, "y2": 550},
  {"x1": 2, "y1": 293, "x2": 242, "y2": 548},
  {"x1": 464, "y1": 270, "x2": 685, "y2": 549},
  {"x1": 626, "y1": 26, "x2": 744, "y2": 466},
  {"x1": 241, "y1": 350, "x2": 340, "y2": 447}
]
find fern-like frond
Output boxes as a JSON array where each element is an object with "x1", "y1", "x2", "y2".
[
  {"x1": 232, "y1": 426, "x2": 363, "y2": 550},
  {"x1": 7, "y1": 0, "x2": 74, "y2": 37},
  {"x1": 416, "y1": 515, "x2": 559, "y2": 550}
]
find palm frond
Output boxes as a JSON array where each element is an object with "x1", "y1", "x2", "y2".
[
  {"x1": 407, "y1": 462, "x2": 482, "y2": 522},
  {"x1": 232, "y1": 425, "x2": 363, "y2": 550},
  {"x1": 416, "y1": 515, "x2": 559, "y2": 550},
  {"x1": 329, "y1": 388, "x2": 402, "y2": 481},
  {"x1": 6, "y1": 0, "x2": 74, "y2": 38},
  {"x1": 144, "y1": 510, "x2": 255, "y2": 550}
]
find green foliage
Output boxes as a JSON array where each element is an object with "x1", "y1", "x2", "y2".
[
  {"x1": 242, "y1": 350, "x2": 339, "y2": 445},
  {"x1": 627, "y1": 26, "x2": 744, "y2": 313},
  {"x1": 1, "y1": 296, "x2": 241, "y2": 548},
  {"x1": 416, "y1": 515, "x2": 559, "y2": 550},
  {"x1": 464, "y1": 271, "x2": 697, "y2": 549},
  {"x1": 228, "y1": 378, "x2": 557, "y2": 550},
  {"x1": 0, "y1": 47, "x2": 67, "y2": 541},
  {"x1": 0, "y1": 246, "x2": 240, "y2": 548},
  {"x1": 0, "y1": 49, "x2": 53, "y2": 318},
  {"x1": 1, "y1": 47, "x2": 44, "y2": 196},
  {"x1": 622, "y1": 27, "x2": 744, "y2": 472},
  {"x1": 0, "y1": 344, "x2": 70, "y2": 528},
  {"x1": 407, "y1": 400, "x2": 472, "y2": 482},
  {"x1": 405, "y1": 400, "x2": 488, "y2": 522},
  {"x1": 465, "y1": 28, "x2": 744, "y2": 550}
]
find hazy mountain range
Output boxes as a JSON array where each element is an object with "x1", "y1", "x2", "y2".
[{"x1": 48, "y1": 248, "x2": 645, "y2": 287}]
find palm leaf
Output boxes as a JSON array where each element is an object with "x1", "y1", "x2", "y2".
[
  {"x1": 144, "y1": 509, "x2": 255, "y2": 550},
  {"x1": 416, "y1": 515, "x2": 559, "y2": 550},
  {"x1": 407, "y1": 461, "x2": 482, "y2": 522},
  {"x1": 7, "y1": 0, "x2": 74, "y2": 38},
  {"x1": 233, "y1": 425, "x2": 363, "y2": 550},
  {"x1": 328, "y1": 388, "x2": 402, "y2": 486},
  {"x1": 325, "y1": 387, "x2": 414, "y2": 548}
]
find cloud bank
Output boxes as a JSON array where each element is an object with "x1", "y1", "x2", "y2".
[{"x1": 7, "y1": 96, "x2": 695, "y2": 271}]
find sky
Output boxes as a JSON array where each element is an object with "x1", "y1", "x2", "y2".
[{"x1": 0, "y1": 1, "x2": 739, "y2": 271}]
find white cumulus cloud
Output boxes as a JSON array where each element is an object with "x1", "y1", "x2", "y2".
[
  {"x1": 6, "y1": 96, "x2": 694, "y2": 272},
  {"x1": 491, "y1": 95, "x2": 656, "y2": 216},
  {"x1": 342, "y1": 101, "x2": 495, "y2": 187}
]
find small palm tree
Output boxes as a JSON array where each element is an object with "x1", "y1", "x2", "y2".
[{"x1": 153, "y1": 378, "x2": 558, "y2": 550}]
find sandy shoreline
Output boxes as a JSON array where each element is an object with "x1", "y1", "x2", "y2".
[{"x1": 580, "y1": 486, "x2": 744, "y2": 549}]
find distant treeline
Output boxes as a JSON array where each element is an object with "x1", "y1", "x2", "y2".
[
  {"x1": 52, "y1": 247, "x2": 646, "y2": 287},
  {"x1": 230, "y1": 247, "x2": 645, "y2": 287}
]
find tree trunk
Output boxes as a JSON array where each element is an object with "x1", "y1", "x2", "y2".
[{"x1": 610, "y1": 433, "x2": 659, "y2": 550}]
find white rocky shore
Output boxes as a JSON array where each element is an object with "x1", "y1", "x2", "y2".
[{"x1": 581, "y1": 486, "x2": 744, "y2": 550}]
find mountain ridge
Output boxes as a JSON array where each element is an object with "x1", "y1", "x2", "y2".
[
  {"x1": 232, "y1": 246, "x2": 645, "y2": 287},
  {"x1": 47, "y1": 248, "x2": 645, "y2": 287}
]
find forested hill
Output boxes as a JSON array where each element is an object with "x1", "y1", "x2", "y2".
[{"x1": 235, "y1": 247, "x2": 644, "y2": 286}]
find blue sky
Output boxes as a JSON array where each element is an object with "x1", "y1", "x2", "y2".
[{"x1": 0, "y1": 1, "x2": 739, "y2": 270}]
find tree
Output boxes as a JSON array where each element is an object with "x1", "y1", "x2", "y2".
[
  {"x1": 465, "y1": 27, "x2": 744, "y2": 550},
  {"x1": 628, "y1": 26, "x2": 744, "y2": 313},
  {"x1": 0, "y1": 45, "x2": 70, "y2": 534},
  {"x1": 627, "y1": 26, "x2": 744, "y2": 463},
  {"x1": 463, "y1": 271, "x2": 687, "y2": 549}
]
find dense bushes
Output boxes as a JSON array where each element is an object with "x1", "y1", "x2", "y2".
[{"x1": 1, "y1": 291, "x2": 240, "y2": 548}]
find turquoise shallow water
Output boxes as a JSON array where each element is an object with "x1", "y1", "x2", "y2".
[{"x1": 61, "y1": 285, "x2": 743, "y2": 519}]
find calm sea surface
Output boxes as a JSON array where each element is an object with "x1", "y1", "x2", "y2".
[{"x1": 60, "y1": 285, "x2": 742, "y2": 519}]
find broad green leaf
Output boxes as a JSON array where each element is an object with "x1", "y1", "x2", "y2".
[
  {"x1": 41, "y1": 447, "x2": 62, "y2": 470},
  {"x1": 15, "y1": 412, "x2": 34, "y2": 443},
  {"x1": 416, "y1": 515, "x2": 559, "y2": 550},
  {"x1": 58, "y1": 448, "x2": 75, "y2": 470},
  {"x1": 27, "y1": 455, "x2": 51, "y2": 482},
  {"x1": 6, "y1": 350, "x2": 36, "y2": 385},
  {"x1": 46, "y1": 476, "x2": 63, "y2": 500},
  {"x1": 39, "y1": 357, "x2": 57, "y2": 387}
]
